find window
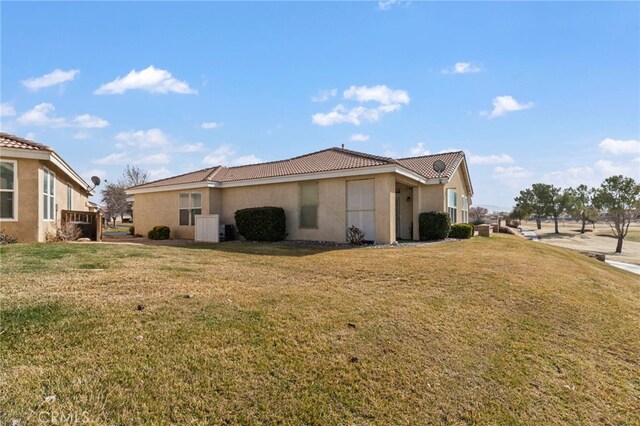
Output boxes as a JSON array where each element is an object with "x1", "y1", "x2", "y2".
[
  {"x1": 43, "y1": 168, "x2": 55, "y2": 221},
  {"x1": 67, "y1": 184, "x2": 73, "y2": 210},
  {"x1": 461, "y1": 195, "x2": 469, "y2": 223},
  {"x1": 447, "y1": 188, "x2": 457, "y2": 224},
  {"x1": 300, "y1": 182, "x2": 318, "y2": 228},
  {"x1": 0, "y1": 161, "x2": 16, "y2": 220},
  {"x1": 179, "y1": 192, "x2": 202, "y2": 226}
]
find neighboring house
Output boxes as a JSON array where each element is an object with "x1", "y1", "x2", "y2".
[
  {"x1": 0, "y1": 132, "x2": 94, "y2": 242},
  {"x1": 127, "y1": 147, "x2": 473, "y2": 244}
]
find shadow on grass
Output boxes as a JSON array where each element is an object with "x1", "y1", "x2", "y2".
[{"x1": 182, "y1": 241, "x2": 351, "y2": 257}]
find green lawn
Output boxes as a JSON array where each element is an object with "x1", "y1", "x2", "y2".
[{"x1": 1, "y1": 236, "x2": 638, "y2": 424}]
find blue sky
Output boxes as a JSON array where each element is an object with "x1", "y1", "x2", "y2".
[{"x1": 1, "y1": 1, "x2": 638, "y2": 209}]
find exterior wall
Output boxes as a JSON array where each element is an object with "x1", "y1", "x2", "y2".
[
  {"x1": 374, "y1": 174, "x2": 395, "y2": 244},
  {"x1": 219, "y1": 177, "x2": 348, "y2": 243},
  {"x1": 443, "y1": 165, "x2": 471, "y2": 224},
  {"x1": 134, "y1": 188, "x2": 210, "y2": 239},
  {"x1": 0, "y1": 156, "x2": 90, "y2": 242},
  {"x1": 0, "y1": 157, "x2": 39, "y2": 242}
]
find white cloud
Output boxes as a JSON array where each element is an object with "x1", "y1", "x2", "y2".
[
  {"x1": 409, "y1": 142, "x2": 430, "y2": 156},
  {"x1": 17, "y1": 103, "x2": 108, "y2": 128},
  {"x1": 202, "y1": 146, "x2": 261, "y2": 166},
  {"x1": 94, "y1": 66, "x2": 197, "y2": 95},
  {"x1": 593, "y1": 159, "x2": 634, "y2": 177},
  {"x1": 22, "y1": 69, "x2": 79, "y2": 91},
  {"x1": 81, "y1": 168, "x2": 107, "y2": 185},
  {"x1": 343, "y1": 85, "x2": 410, "y2": 105},
  {"x1": 485, "y1": 96, "x2": 534, "y2": 119},
  {"x1": 311, "y1": 89, "x2": 338, "y2": 103},
  {"x1": 93, "y1": 152, "x2": 129, "y2": 165},
  {"x1": 71, "y1": 114, "x2": 109, "y2": 128},
  {"x1": 231, "y1": 155, "x2": 262, "y2": 166},
  {"x1": 312, "y1": 103, "x2": 401, "y2": 126},
  {"x1": 469, "y1": 154, "x2": 514, "y2": 165},
  {"x1": 17, "y1": 103, "x2": 66, "y2": 127},
  {"x1": 0, "y1": 103, "x2": 16, "y2": 117},
  {"x1": 492, "y1": 166, "x2": 534, "y2": 189},
  {"x1": 442, "y1": 62, "x2": 481, "y2": 75},
  {"x1": 148, "y1": 167, "x2": 172, "y2": 179},
  {"x1": 137, "y1": 153, "x2": 170, "y2": 165},
  {"x1": 598, "y1": 138, "x2": 640, "y2": 156},
  {"x1": 73, "y1": 131, "x2": 90, "y2": 140},
  {"x1": 377, "y1": 0, "x2": 410, "y2": 11},
  {"x1": 350, "y1": 133, "x2": 370, "y2": 142},
  {"x1": 115, "y1": 129, "x2": 168, "y2": 149},
  {"x1": 175, "y1": 143, "x2": 205, "y2": 153},
  {"x1": 201, "y1": 121, "x2": 223, "y2": 129}
]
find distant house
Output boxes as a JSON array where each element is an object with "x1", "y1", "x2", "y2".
[
  {"x1": 127, "y1": 147, "x2": 473, "y2": 244},
  {"x1": 0, "y1": 132, "x2": 94, "y2": 242}
]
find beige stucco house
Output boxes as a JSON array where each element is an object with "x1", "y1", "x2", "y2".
[
  {"x1": 0, "y1": 132, "x2": 94, "y2": 242},
  {"x1": 127, "y1": 147, "x2": 473, "y2": 244}
]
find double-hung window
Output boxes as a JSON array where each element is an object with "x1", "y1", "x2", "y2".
[
  {"x1": 0, "y1": 161, "x2": 16, "y2": 220},
  {"x1": 67, "y1": 184, "x2": 73, "y2": 210},
  {"x1": 179, "y1": 192, "x2": 202, "y2": 226},
  {"x1": 43, "y1": 168, "x2": 55, "y2": 221},
  {"x1": 299, "y1": 182, "x2": 318, "y2": 228},
  {"x1": 461, "y1": 195, "x2": 469, "y2": 223},
  {"x1": 447, "y1": 188, "x2": 457, "y2": 224}
]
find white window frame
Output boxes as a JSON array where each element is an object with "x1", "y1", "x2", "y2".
[
  {"x1": 447, "y1": 188, "x2": 457, "y2": 224},
  {"x1": 0, "y1": 160, "x2": 18, "y2": 221},
  {"x1": 67, "y1": 183, "x2": 73, "y2": 210},
  {"x1": 43, "y1": 167, "x2": 56, "y2": 221},
  {"x1": 179, "y1": 192, "x2": 202, "y2": 226}
]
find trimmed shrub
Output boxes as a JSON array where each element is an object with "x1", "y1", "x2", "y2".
[
  {"x1": 449, "y1": 223, "x2": 474, "y2": 239},
  {"x1": 234, "y1": 207, "x2": 286, "y2": 242},
  {"x1": 148, "y1": 225, "x2": 170, "y2": 240},
  {"x1": 129, "y1": 226, "x2": 135, "y2": 236},
  {"x1": 419, "y1": 211, "x2": 451, "y2": 241},
  {"x1": 346, "y1": 225, "x2": 365, "y2": 245},
  {"x1": 0, "y1": 230, "x2": 17, "y2": 244}
]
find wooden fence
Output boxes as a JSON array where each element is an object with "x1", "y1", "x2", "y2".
[{"x1": 61, "y1": 210, "x2": 102, "y2": 241}]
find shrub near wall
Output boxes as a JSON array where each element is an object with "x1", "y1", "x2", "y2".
[
  {"x1": 148, "y1": 226, "x2": 170, "y2": 240},
  {"x1": 235, "y1": 207, "x2": 286, "y2": 242},
  {"x1": 419, "y1": 212, "x2": 451, "y2": 241},
  {"x1": 449, "y1": 223, "x2": 474, "y2": 239}
]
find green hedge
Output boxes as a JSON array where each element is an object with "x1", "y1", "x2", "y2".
[
  {"x1": 234, "y1": 207, "x2": 286, "y2": 241},
  {"x1": 449, "y1": 223, "x2": 474, "y2": 239},
  {"x1": 148, "y1": 225, "x2": 170, "y2": 240},
  {"x1": 419, "y1": 211, "x2": 451, "y2": 241}
]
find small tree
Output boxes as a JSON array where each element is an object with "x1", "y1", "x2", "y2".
[
  {"x1": 548, "y1": 186, "x2": 573, "y2": 234},
  {"x1": 514, "y1": 184, "x2": 554, "y2": 230},
  {"x1": 567, "y1": 184, "x2": 599, "y2": 234},
  {"x1": 101, "y1": 183, "x2": 128, "y2": 227},
  {"x1": 118, "y1": 165, "x2": 149, "y2": 221},
  {"x1": 469, "y1": 206, "x2": 488, "y2": 224},
  {"x1": 593, "y1": 175, "x2": 640, "y2": 253}
]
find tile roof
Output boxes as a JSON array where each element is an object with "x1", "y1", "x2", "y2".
[
  {"x1": 0, "y1": 132, "x2": 53, "y2": 151},
  {"x1": 130, "y1": 147, "x2": 467, "y2": 190}
]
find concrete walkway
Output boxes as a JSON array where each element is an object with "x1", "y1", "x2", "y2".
[
  {"x1": 605, "y1": 260, "x2": 640, "y2": 276},
  {"x1": 520, "y1": 228, "x2": 539, "y2": 242}
]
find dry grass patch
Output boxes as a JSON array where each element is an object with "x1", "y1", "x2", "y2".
[{"x1": 1, "y1": 236, "x2": 638, "y2": 424}]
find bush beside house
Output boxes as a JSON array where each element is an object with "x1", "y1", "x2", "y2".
[
  {"x1": 449, "y1": 223, "x2": 474, "y2": 239},
  {"x1": 419, "y1": 212, "x2": 451, "y2": 241},
  {"x1": 148, "y1": 226, "x2": 170, "y2": 240},
  {"x1": 235, "y1": 207, "x2": 286, "y2": 241}
]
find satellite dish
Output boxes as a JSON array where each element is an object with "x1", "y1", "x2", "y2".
[
  {"x1": 432, "y1": 160, "x2": 446, "y2": 173},
  {"x1": 91, "y1": 176, "x2": 101, "y2": 186}
]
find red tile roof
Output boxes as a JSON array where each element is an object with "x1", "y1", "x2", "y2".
[
  {"x1": 0, "y1": 132, "x2": 53, "y2": 151},
  {"x1": 131, "y1": 147, "x2": 468, "y2": 190}
]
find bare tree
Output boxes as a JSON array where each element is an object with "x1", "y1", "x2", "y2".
[
  {"x1": 593, "y1": 175, "x2": 640, "y2": 253},
  {"x1": 101, "y1": 183, "x2": 128, "y2": 227},
  {"x1": 119, "y1": 165, "x2": 150, "y2": 188},
  {"x1": 469, "y1": 206, "x2": 488, "y2": 224}
]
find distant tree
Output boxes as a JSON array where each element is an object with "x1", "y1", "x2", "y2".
[
  {"x1": 469, "y1": 206, "x2": 489, "y2": 224},
  {"x1": 514, "y1": 184, "x2": 555, "y2": 230},
  {"x1": 567, "y1": 184, "x2": 599, "y2": 234},
  {"x1": 101, "y1": 183, "x2": 128, "y2": 227},
  {"x1": 549, "y1": 186, "x2": 573, "y2": 234},
  {"x1": 119, "y1": 165, "x2": 149, "y2": 188},
  {"x1": 509, "y1": 205, "x2": 528, "y2": 222},
  {"x1": 593, "y1": 175, "x2": 640, "y2": 253}
]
